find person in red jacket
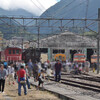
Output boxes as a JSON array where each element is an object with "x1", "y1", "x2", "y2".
[{"x1": 17, "y1": 66, "x2": 27, "y2": 96}]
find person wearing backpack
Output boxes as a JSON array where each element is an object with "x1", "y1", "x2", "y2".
[{"x1": 17, "y1": 65, "x2": 27, "y2": 96}]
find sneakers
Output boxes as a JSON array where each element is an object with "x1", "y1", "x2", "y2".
[
  {"x1": 59, "y1": 80, "x2": 62, "y2": 83},
  {"x1": 36, "y1": 87, "x2": 39, "y2": 90},
  {"x1": 18, "y1": 93, "x2": 27, "y2": 96},
  {"x1": 0, "y1": 91, "x2": 5, "y2": 94},
  {"x1": 18, "y1": 93, "x2": 21, "y2": 96},
  {"x1": 24, "y1": 93, "x2": 27, "y2": 95}
]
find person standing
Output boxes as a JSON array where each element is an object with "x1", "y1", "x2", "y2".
[
  {"x1": 62, "y1": 61, "x2": 66, "y2": 72},
  {"x1": 7, "y1": 62, "x2": 15, "y2": 85},
  {"x1": 85, "y1": 60, "x2": 90, "y2": 73},
  {"x1": 17, "y1": 65, "x2": 27, "y2": 96},
  {"x1": 54, "y1": 60, "x2": 62, "y2": 82},
  {"x1": 0, "y1": 64, "x2": 7, "y2": 93},
  {"x1": 33, "y1": 62, "x2": 38, "y2": 81},
  {"x1": 21, "y1": 61, "x2": 26, "y2": 68},
  {"x1": 27, "y1": 59, "x2": 33, "y2": 76},
  {"x1": 25, "y1": 64, "x2": 31, "y2": 89}
]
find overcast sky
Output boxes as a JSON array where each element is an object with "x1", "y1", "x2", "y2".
[{"x1": 0, "y1": 0, "x2": 60, "y2": 16}]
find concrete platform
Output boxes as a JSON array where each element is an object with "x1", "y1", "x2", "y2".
[{"x1": 29, "y1": 78, "x2": 100, "y2": 100}]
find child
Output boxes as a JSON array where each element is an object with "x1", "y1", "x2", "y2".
[
  {"x1": 46, "y1": 65, "x2": 51, "y2": 81},
  {"x1": 7, "y1": 63, "x2": 15, "y2": 85},
  {"x1": 37, "y1": 70, "x2": 45, "y2": 90}
]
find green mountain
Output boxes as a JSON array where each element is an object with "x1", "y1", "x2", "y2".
[
  {"x1": 0, "y1": 8, "x2": 35, "y2": 39},
  {"x1": 39, "y1": 0, "x2": 100, "y2": 35}
]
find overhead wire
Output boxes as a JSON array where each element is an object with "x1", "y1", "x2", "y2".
[
  {"x1": 61, "y1": 0, "x2": 97, "y2": 35},
  {"x1": 52, "y1": 0, "x2": 75, "y2": 17},
  {"x1": 36, "y1": 0, "x2": 46, "y2": 10},
  {"x1": 75, "y1": 13, "x2": 98, "y2": 28},
  {"x1": 85, "y1": 0, "x2": 89, "y2": 26},
  {"x1": 0, "y1": 0, "x2": 98, "y2": 37},
  {"x1": 49, "y1": 0, "x2": 87, "y2": 30},
  {"x1": 36, "y1": 0, "x2": 53, "y2": 17},
  {"x1": 30, "y1": 0, "x2": 75, "y2": 31},
  {"x1": 47, "y1": 0, "x2": 77, "y2": 31},
  {"x1": 30, "y1": 0, "x2": 49, "y2": 17},
  {"x1": 61, "y1": 0, "x2": 87, "y2": 18}
]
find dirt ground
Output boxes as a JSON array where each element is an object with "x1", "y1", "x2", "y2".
[{"x1": 0, "y1": 80, "x2": 60, "y2": 100}]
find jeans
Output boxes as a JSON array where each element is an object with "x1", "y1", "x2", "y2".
[
  {"x1": 18, "y1": 82, "x2": 27, "y2": 95},
  {"x1": 26, "y1": 78, "x2": 30, "y2": 89},
  {"x1": 0, "y1": 79, "x2": 5, "y2": 92},
  {"x1": 55, "y1": 72, "x2": 61, "y2": 82}
]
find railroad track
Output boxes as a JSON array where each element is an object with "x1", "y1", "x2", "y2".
[
  {"x1": 49, "y1": 76, "x2": 100, "y2": 92},
  {"x1": 61, "y1": 72, "x2": 100, "y2": 82},
  {"x1": 71, "y1": 76, "x2": 100, "y2": 82}
]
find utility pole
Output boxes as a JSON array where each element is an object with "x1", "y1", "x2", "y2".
[
  {"x1": 22, "y1": 38, "x2": 24, "y2": 51},
  {"x1": 38, "y1": 27, "x2": 40, "y2": 49},
  {"x1": 97, "y1": 8, "x2": 100, "y2": 74}
]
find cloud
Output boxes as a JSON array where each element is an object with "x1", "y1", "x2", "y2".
[{"x1": 0, "y1": 0, "x2": 58, "y2": 16}]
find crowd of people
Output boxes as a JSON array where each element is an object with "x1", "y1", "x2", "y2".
[
  {"x1": 0, "y1": 59, "x2": 95, "y2": 96},
  {"x1": 0, "y1": 61, "x2": 31, "y2": 96}
]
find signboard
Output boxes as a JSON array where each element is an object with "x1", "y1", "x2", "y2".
[{"x1": 41, "y1": 53, "x2": 48, "y2": 63}]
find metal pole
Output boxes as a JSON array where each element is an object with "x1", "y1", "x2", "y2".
[
  {"x1": 22, "y1": 38, "x2": 23, "y2": 51},
  {"x1": 97, "y1": 8, "x2": 100, "y2": 74},
  {"x1": 97, "y1": 37, "x2": 99, "y2": 74},
  {"x1": 38, "y1": 27, "x2": 40, "y2": 49}
]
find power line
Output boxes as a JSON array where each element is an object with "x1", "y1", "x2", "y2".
[
  {"x1": 85, "y1": 0, "x2": 89, "y2": 26},
  {"x1": 61, "y1": 0, "x2": 87, "y2": 18},
  {"x1": 36, "y1": 0, "x2": 52, "y2": 17},
  {"x1": 47, "y1": 0, "x2": 87, "y2": 30},
  {"x1": 30, "y1": 0, "x2": 49, "y2": 17},
  {"x1": 52, "y1": 0, "x2": 75, "y2": 17},
  {"x1": 30, "y1": 0, "x2": 44, "y2": 12},
  {"x1": 36, "y1": 0, "x2": 46, "y2": 10},
  {"x1": 75, "y1": 13, "x2": 98, "y2": 27}
]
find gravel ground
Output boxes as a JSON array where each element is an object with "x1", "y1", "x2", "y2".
[
  {"x1": 0, "y1": 80, "x2": 60, "y2": 100},
  {"x1": 48, "y1": 78, "x2": 100, "y2": 99}
]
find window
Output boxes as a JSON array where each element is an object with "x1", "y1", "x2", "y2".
[
  {"x1": 16, "y1": 50, "x2": 19, "y2": 54},
  {"x1": 63, "y1": 57, "x2": 65, "y2": 60},
  {"x1": 74, "y1": 55, "x2": 85, "y2": 58},
  {"x1": 56, "y1": 57, "x2": 58, "y2": 60},
  {"x1": 9, "y1": 49, "x2": 11, "y2": 54},
  {"x1": 74, "y1": 55, "x2": 79, "y2": 58},
  {"x1": 92, "y1": 56, "x2": 100, "y2": 59},
  {"x1": 59, "y1": 56, "x2": 62, "y2": 60},
  {"x1": 13, "y1": 49, "x2": 15, "y2": 54},
  {"x1": 80, "y1": 55, "x2": 85, "y2": 58}
]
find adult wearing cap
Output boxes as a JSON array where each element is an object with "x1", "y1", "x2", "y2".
[{"x1": 0, "y1": 64, "x2": 7, "y2": 93}]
